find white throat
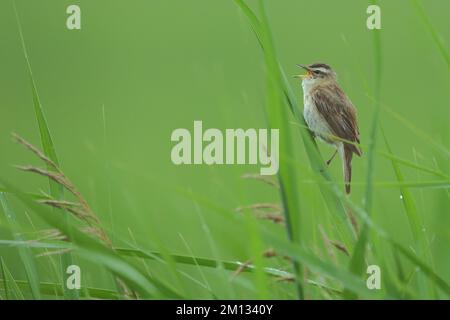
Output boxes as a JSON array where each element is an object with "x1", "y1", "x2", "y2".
[{"x1": 301, "y1": 77, "x2": 317, "y2": 94}]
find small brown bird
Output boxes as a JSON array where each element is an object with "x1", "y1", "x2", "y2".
[{"x1": 295, "y1": 63, "x2": 362, "y2": 194}]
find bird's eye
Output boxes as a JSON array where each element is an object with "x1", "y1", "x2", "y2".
[{"x1": 313, "y1": 70, "x2": 322, "y2": 74}]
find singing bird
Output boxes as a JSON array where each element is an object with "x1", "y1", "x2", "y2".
[{"x1": 295, "y1": 63, "x2": 362, "y2": 194}]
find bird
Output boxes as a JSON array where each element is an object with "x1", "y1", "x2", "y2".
[{"x1": 294, "y1": 63, "x2": 362, "y2": 194}]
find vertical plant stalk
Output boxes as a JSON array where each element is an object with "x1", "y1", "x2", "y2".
[
  {"x1": 0, "y1": 193, "x2": 41, "y2": 299},
  {"x1": 232, "y1": 0, "x2": 306, "y2": 298},
  {"x1": 258, "y1": 0, "x2": 304, "y2": 299},
  {"x1": 0, "y1": 258, "x2": 9, "y2": 300},
  {"x1": 381, "y1": 127, "x2": 437, "y2": 298},
  {"x1": 13, "y1": 1, "x2": 78, "y2": 299},
  {"x1": 345, "y1": 0, "x2": 382, "y2": 299}
]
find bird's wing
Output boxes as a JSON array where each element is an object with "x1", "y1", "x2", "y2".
[{"x1": 311, "y1": 84, "x2": 361, "y2": 155}]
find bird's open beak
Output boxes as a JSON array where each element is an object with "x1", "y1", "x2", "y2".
[{"x1": 294, "y1": 64, "x2": 312, "y2": 79}]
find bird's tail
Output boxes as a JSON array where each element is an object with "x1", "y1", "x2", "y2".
[{"x1": 341, "y1": 144, "x2": 353, "y2": 194}]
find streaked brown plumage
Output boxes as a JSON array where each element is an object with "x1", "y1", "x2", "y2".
[{"x1": 295, "y1": 63, "x2": 362, "y2": 194}]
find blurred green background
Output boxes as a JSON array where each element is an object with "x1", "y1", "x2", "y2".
[{"x1": 0, "y1": 0, "x2": 448, "y2": 299}]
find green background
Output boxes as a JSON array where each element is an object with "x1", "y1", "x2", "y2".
[{"x1": 0, "y1": 0, "x2": 448, "y2": 299}]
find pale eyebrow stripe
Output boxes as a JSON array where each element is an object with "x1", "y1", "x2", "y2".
[{"x1": 313, "y1": 68, "x2": 327, "y2": 73}]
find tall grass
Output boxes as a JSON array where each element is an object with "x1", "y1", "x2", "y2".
[
  {"x1": 0, "y1": 0, "x2": 449, "y2": 300},
  {"x1": 0, "y1": 194, "x2": 40, "y2": 299},
  {"x1": 12, "y1": 1, "x2": 77, "y2": 299},
  {"x1": 344, "y1": 0, "x2": 383, "y2": 299}
]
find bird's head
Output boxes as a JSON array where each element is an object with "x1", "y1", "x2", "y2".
[{"x1": 294, "y1": 63, "x2": 336, "y2": 85}]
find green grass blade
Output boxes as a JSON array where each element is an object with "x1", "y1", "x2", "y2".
[
  {"x1": 391, "y1": 242, "x2": 450, "y2": 296},
  {"x1": 381, "y1": 128, "x2": 423, "y2": 241},
  {"x1": 234, "y1": 0, "x2": 305, "y2": 298},
  {"x1": 13, "y1": 1, "x2": 78, "y2": 299},
  {"x1": 378, "y1": 151, "x2": 449, "y2": 179},
  {"x1": 0, "y1": 258, "x2": 25, "y2": 299},
  {"x1": 374, "y1": 180, "x2": 450, "y2": 189},
  {"x1": 382, "y1": 105, "x2": 450, "y2": 157},
  {"x1": 259, "y1": 0, "x2": 306, "y2": 298},
  {"x1": 0, "y1": 257, "x2": 9, "y2": 300},
  {"x1": 0, "y1": 187, "x2": 50, "y2": 201},
  {"x1": 234, "y1": 0, "x2": 264, "y2": 48},
  {"x1": 363, "y1": 0, "x2": 383, "y2": 225},
  {"x1": 0, "y1": 240, "x2": 66, "y2": 250},
  {"x1": 0, "y1": 279, "x2": 119, "y2": 300},
  {"x1": 345, "y1": 0, "x2": 382, "y2": 299},
  {"x1": 381, "y1": 126, "x2": 436, "y2": 297},
  {"x1": 0, "y1": 193, "x2": 41, "y2": 299},
  {"x1": 0, "y1": 240, "x2": 293, "y2": 280},
  {"x1": 117, "y1": 247, "x2": 292, "y2": 278},
  {"x1": 12, "y1": 2, "x2": 61, "y2": 171},
  {"x1": 0, "y1": 179, "x2": 184, "y2": 299},
  {"x1": 410, "y1": 0, "x2": 450, "y2": 68}
]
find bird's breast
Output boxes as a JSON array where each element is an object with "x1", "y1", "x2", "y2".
[{"x1": 303, "y1": 93, "x2": 334, "y2": 144}]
